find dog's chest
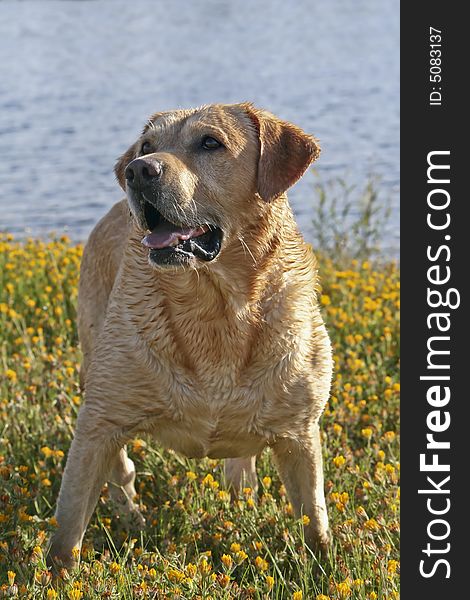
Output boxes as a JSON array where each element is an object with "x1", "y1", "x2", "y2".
[{"x1": 147, "y1": 362, "x2": 278, "y2": 459}]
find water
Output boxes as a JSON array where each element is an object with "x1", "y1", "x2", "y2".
[{"x1": 0, "y1": 0, "x2": 399, "y2": 253}]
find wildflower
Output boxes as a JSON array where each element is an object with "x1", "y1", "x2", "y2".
[
  {"x1": 202, "y1": 473, "x2": 213, "y2": 485},
  {"x1": 266, "y1": 575, "x2": 275, "y2": 590},
  {"x1": 41, "y1": 446, "x2": 53, "y2": 458},
  {"x1": 262, "y1": 476, "x2": 272, "y2": 488},
  {"x1": 186, "y1": 563, "x2": 197, "y2": 578},
  {"x1": 292, "y1": 591, "x2": 303, "y2": 600},
  {"x1": 230, "y1": 542, "x2": 241, "y2": 553},
  {"x1": 186, "y1": 470, "x2": 197, "y2": 481},
  {"x1": 234, "y1": 550, "x2": 248, "y2": 564},
  {"x1": 361, "y1": 428, "x2": 373, "y2": 439},
  {"x1": 218, "y1": 573, "x2": 231, "y2": 588},
  {"x1": 167, "y1": 568, "x2": 185, "y2": 583},
  {"x1": 383, "y1": 431, "x2": 396, "y2": 442},
  {"x1": 365, "y1": 518, "x2": 380, "y2": 531},
  {"x1": 302, "y1": 515, "x2": 310, "y2": 526},
  {"x1": 67, "y1": 590, "x2": 82, "y2": 600},
  {"x1": 336, "y1": 581, "x2": 352, "y2": 598},
  {"x1": 254, "y1": 556, "x2": 268, "y2": 571},
  {"x1": 221, "y1": 554, "x2": 233, "y2": 569},
  {"x1": 109, "y1": 562, "x2": 121, "y2": 574},
  {"x1": 5, "y1": 369, "x2": 17, "y2": 382},
  {"x1": 387, "y1": 559, "x2": 399, "y2": 574},
  {"x1": 199, "y1": 558, "x2": 212, "y2": 575},
  {"x1": 7, "y1": 572, "x2": 16, "y2": 586},
  {"x1": 333, "y1": 455, "x2": 346, "y2": 468},
  {"x1": 47, "y1": 590, "x2": 58, "y2": 599}
]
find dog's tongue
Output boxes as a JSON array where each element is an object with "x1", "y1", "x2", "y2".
[{"x1": 142, "y1": 222, "x2": 208, "y2": 249}]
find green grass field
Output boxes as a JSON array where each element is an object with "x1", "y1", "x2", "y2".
[{"x1": 0, "y1": 234, "x2": 399, "y2": 599}]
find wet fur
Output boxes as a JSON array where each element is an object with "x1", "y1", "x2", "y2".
[{"x1": 48, "y1": 103, "x2": 333, "y2": 568}]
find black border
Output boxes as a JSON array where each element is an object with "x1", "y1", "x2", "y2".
[{"x1": 401, "y1": 3, "x2": 466, "y2": 596}]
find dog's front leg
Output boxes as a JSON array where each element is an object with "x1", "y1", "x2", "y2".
[
  {"x1": 272, "y1": 423, "x2": 330, "y2": 555},
  {"x1": 224, "y1": 456, "x2": 258, "y2": 496},
  {"x1": 108, "y1": 447, "x2": 145, "y2": 529},
  {"x1": 48, "y1": 407, "x2": 124, "y2": 570}
]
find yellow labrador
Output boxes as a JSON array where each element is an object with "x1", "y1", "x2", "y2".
[{"x1": 48, "y1": 103, "x2": 333, "y2": 568}]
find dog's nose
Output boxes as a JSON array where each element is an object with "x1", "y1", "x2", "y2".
[{"x1": 125, "y1": 157, "x2": 162, "y2": 188}]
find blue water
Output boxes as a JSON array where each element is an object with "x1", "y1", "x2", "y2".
[{"x1": 0, "y1": 0, "x2": 399, "y2": 253}]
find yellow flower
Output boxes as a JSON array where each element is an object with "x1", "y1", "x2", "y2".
[
  {"x1": 365, "y1": 518, "x2": 380, "y2": 531},
  {"x1": 186, "y1": 470, "x2": 197, "y2": 481},
  {"x1": 254, "y1": 556, "x2": 268, "y2": 571},
  {"x1": 301, "y1": 515, "x2": 310, "y2": 526},
  {"x1": 321, "y1": 294, "x2": 331, "y2": 306},
  {"x1": 292, "y1": 591, "x2": 303, "y2": 600},
  {"x1": 185, "y1": 563, "x2": 197, "y2": 578},
  {"x1": 5, "y1": 369, "x2": 17, "y2": 382},
  {"x1": 316, "y1": 596, "x2": 331, "y2": 600},
  {"x1": 199, "y1": 558, "x2": 212, "y2": 575},
  {"x1": 109, "y1": 562, "x2": 121, "y2": 574},
  {"x1": 221, "y1": 554, "x2": 233, "y2": 569},
  {"x1": 230, "y1": 542, "x2": 241, "y2": 553},
  {"x1": 336, "y1": 581, "x2": 352, "y2": 598},
  {"x1": 234, "y1": 550, "x2": 248, "y2": 564},
  {"x1": 333, "y1": 455, "x2": 346, "y2": 468},
  {"x1": 361, "y1": 428, "x2": 373, "y2": 439},
  {"x1": 266, "y1": 575, "x2": 275, "y2": 590},
  {"x1": 167, "y1": 568, "x2": 185, "y2": 582},
  {"x1": 387, "y1": 559, "x2": 399, "y2": 574},
  {"x1": 7, "y1": 571, "x2": 16, "y2": 585},
  {"x1": 41, "y1": 446, "x2": 53, "y2": 458},
  {"x1": 202, "y1": 473, "x2": 214, "y2": 486},
  {"x1": 262, "y1": 476, "x2": 272, "y2": 489},
  {"x1": 47, "y1": 590, "x2": 58, "y2": 600},
  {"x1": 67, "y1": 590, "x2": 82, "y2": 600}
]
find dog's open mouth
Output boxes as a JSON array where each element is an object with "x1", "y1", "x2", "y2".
[{"x1": 141, "y1": 201, "x2": 223, "y2": 266}]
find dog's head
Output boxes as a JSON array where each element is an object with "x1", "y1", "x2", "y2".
[{"x1": 115, "y1": 103, "x2": 320, "y2": 269}]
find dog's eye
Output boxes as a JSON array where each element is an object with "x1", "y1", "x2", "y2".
[
  {"x1": 141, "y1": 141, "x2": 153, "y2": 155},
  {"x1": 201, "y1": 136, "x2": 222, "y2": 150}
]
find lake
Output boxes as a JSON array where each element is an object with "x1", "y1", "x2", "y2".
[{"x1": 0, "y1": 0, "x2": 399, "y2": 254}]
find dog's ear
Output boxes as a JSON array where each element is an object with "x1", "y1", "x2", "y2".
[
  {"x1": 243, "y1": 104, "x2": 321, "y2": 202},
  {"x1": 114, "y1": 145, "x2": 136, "y2": 190}
]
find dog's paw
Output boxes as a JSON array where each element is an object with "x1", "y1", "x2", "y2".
[{"x1": 126, "y1": 506, "x2": 146, "y2": 531}]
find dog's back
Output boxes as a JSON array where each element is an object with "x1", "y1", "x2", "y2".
[{"x1": 78, "y1": 199, "x2": 128, "y2": 385}]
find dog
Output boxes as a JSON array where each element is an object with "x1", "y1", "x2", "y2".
[{"x1": 48, "y1": 102, "x2": 333, "y2": 569}]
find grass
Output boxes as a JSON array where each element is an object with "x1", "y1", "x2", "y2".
[
  {"x1": 0, "y1": 232, "x2": 399, "y2": 599},
  {"x1": 310, "y1": 178, "x2": 393, "y2": 265}
]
